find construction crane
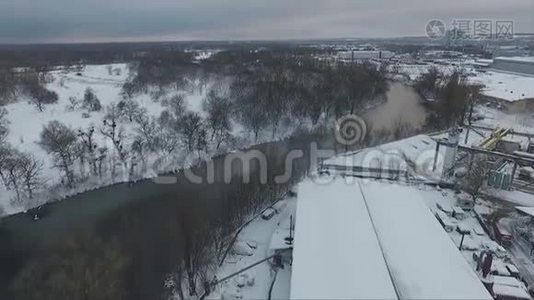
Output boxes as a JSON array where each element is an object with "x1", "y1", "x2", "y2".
[{"x1": 478, "y1": 127, "x2": 510, "y2": 150}]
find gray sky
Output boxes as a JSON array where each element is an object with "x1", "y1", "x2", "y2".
[{"x1": 1, "y1": 0, "x2": 533, "y2": 43}]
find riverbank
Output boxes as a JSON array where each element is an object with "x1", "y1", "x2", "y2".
[{"x1": 0, "y1": 81, "x2": 429, "y2": 299}]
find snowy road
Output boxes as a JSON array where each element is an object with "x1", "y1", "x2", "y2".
[
  {"x1": 213, "y1": 196, "x2": 296, "y2": 299},
  {"x1": 509, "y1": 241, "x2": 534, "y2": 289},
  {"x1": 501, "y1": 216, "x2": 534, "y2": 290}
]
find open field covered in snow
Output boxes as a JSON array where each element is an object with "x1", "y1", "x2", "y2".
[{"x1": 0, "y1": 64, "x2": 223, "y2": 214}]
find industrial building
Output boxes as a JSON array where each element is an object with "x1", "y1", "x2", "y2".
[
  {"x1": 336, "y1": 50, "x2": 395, "y2": 62},
  {"x1": 290, "y1": 178, "x2": 493, "y2": 299},
  {"x1": 492, "y1": 57, "x2": 534, "y2": 76}
]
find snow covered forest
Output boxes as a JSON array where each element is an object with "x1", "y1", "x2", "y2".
[{"x1": 0, "y1": 49, "x2": 391, "y2": 216}]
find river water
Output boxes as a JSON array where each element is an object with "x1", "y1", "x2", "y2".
[
  {"x1": 0, "y1": 82, "x2": 427, "y2": 298},
  {"x1": 366, "y1": 82, "x2": 427, "y2": 131}
]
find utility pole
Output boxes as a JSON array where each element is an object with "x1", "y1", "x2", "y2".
[
  {"x1": 285, "y1": 215, "x2": 294, "y2": 245},
  {"x1": 465, "y1": 96, "x2": 475, "y2": 144},
  {"x1": 432, "y1": 142, "x2": 440, "y2": 171},
  {"x1": 459, "y1": 232, "x2": 467, "y2": 250}
]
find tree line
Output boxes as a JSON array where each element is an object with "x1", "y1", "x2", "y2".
[
  {"x1": 414, "y1": 66, "x2": 482, "y2": 130},
  {"x1": 0, "y1": 48, "x2": 394, "y2": 213}
]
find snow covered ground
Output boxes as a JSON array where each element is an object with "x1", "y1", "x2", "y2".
[
  {"x1": 394, "y1": 58, "x2": 534, "y2": 104},
  {"x1": 210, "y1": 196, "x2": 296, "y2": 300},
  {"x1": 472, "y1": 71, "x2": 534, "y2": 102},
  {"x1": 0, "y1": 64, "x2": 213, "y2": 215},
  {"x1": 0, "y1": 63, "x2": 319, "y2": 216},
  {"x1": 487, "y1": 189, "x2": 534, "y2": 207}
]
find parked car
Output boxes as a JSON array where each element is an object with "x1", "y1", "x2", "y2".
[
  {"x1": 261, "y1": 208, "x2": 276, "y2": 220},
  {"x1": 494, "y1": 220, "x2": 513, "y2": 247}
]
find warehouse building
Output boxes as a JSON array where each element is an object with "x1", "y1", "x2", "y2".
[{"x1": 492, "y1": 57, "x2": 534, "y2": 76}]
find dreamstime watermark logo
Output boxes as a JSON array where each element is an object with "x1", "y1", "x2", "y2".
[{"x1": 334, "y1": 114, "x2": 367, "y2": 145}]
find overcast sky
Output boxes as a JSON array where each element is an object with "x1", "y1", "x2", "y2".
[{"x1": 0, "y1": 0, "x2": 533, "y2": 44}]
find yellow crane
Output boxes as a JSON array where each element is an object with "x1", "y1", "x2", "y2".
[{"x1": 478, "y1": 127, "x2": 510, "y2": 150}]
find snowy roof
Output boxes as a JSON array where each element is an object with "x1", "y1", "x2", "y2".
[
  {"x1": 322, "y1": 135, "x2": 442, "y2": 180},
  {"x1": 361, "y1": 181, "x2": 492, "y2": 299},
  {"x1": 471, "y1": 71, "x2": 534, "y2": 102},
  {"x1": 493, "y1": 275, "x2": 525, "y2": 288},
  {"x1": 493, "y1": 284, "x2": 530, "y2": 299},
  {"x1": 291, "y1": 178, "x2": 492, "y2": 300},
  {"x1": 490, "y1": 189, "x2": 534, "y2": 206},
  {"x1": 495, "y1": 56, "x2": 534, "y2": 64},
  {"x1": 290, "y1": 179, "x2": 398, "y2": 299},
  {"x1": 516, "y1": 206, "x2": 534, "y2": 217}
]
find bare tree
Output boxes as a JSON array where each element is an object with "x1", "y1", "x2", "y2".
[
  {"x1": 131, "y1": 136, "x2": 147, "y2": 172},
  {"x1": 462, "y1": 156, "x2": 490, "y2": 204},
  {"x1": 425, "y1": 71, "x2": 478, "y2": 129},
  {"x1": 0, "y1": 68, "x2": 17, "y2": 105},
  {"x1": 414, "y1": 66, "x2": 442, "y2": 95},
  {"x1": 30, "y1": 86, "x2": 58, "y2": 112},
  {"x1": 118, "y1": 99, "x2": 141, "y2": 122},
  {"x1": 1, "y1": 148, "x2": 24, "y2": 202},
  {"x1": 83, "y1": 87, "x2": 102, "y2": 112},
  {"x1": 210, "y1": 218, "x2": 237, "y2": 264},
  {"x1": 158, "y1": 94, "x2": 187, "y2": 124},
  {"x1": 77, "y1": 126, "x2": 98, "y2": 176},
  {"x1": 0, "y1": 144, "x2": 12, "y2": 187},
  {"x1": 180, "y1": 219, "x2": 214, "y2": 296},
  {"x1": 38, "y1": 121, "x2": 77, "y2": 187},
  {"x1": 104, "y1": 102, "x2": 122, "y2": 125},
  {"x1": 196, "y1": 128, "x2": 208, "y2": 159},
  {"x1": 102, "y1": 103, "x2": 129, "y2": 177},
  {"x1": 0, "y1": 107, "x2": 8, "y2": 144},
  {"x1": 159, "y1": 127, "x2": 181, "y2": 155},
  {"x1": 18, "y1": 153, "x2": 44, "y2": 200},
  {"x1": 133, "y1": 111, "x2": 159, "y2": 152},
  {"x1": 0, "y1": 148, "x2": 43, "y2": 204},
  {"x1": 179, "y1": 112, "x2": 204, "y2": 153},
  {"x1": 166, "y1": 94, "x2": 187, "y2": 119},
  {"x1": 202, "y1": 91, "x2": 232, "y2": 149},
  {"x1": 96, "y1": 147, "x2": 108, "y2": 179}
]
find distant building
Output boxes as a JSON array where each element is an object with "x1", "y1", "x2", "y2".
[
  {"x1": 491, "y1": 45, "x2": 530, "y2": 58},
  {"x1": 421, "y1": 50, "x2": 464, "y2": 61},
  {"x1": 336, "y1": 50, "x2": 394, "y2": 62},
  {"x1": 472, "y1": 59, "x2": 493, "y2": 70},
  {"x1": 492, "y1": 57, "x2": 534, "y2": 76},
  {"x1": 472, "y1": 70, "x2": 534, "y2": 111}
]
